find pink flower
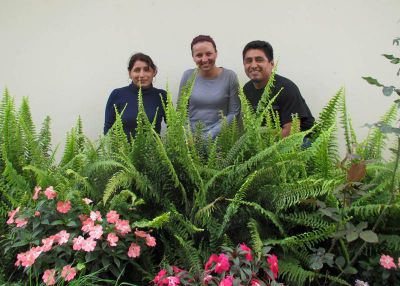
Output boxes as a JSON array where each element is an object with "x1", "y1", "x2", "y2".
[
  {"x1": 55, "y1": 230, "x2": 70, "y2": 245},
  {"x1": 33, "y1": 186, "x2": 41, "y2": 200},
  {"x1": 90, "y1": 211, "x2": 102, "y2": 222},
  {"x1": 203, "y1": 274, "x2": 213, "y2": 284},
  {"x1": 61, "y1": 265, "x2": 77, "y2": 282},
  {"x1": 115, "y1": 219, "x2": 131, "y2": 236},
  {"x1": 15, "y1": 246, "x2": 43, "y2": 267},
  {"x1": 153, "y1": 269, "x2": 167, "y2": 284},
  {"x1": 240, "y1": 243, "x2": 253, "y2": 261},
  {"x1": 267, "y1": 254, "x2": 279, "y2": 279},
  {"x1": 6, "y1": 207, "x2": 20, "y2": 224},
  {"x1": 215, "y1": 254, "x2": 230, "y2": 274},
  {"x1": 106, "y1": 210, "x2": 120, "y2": 223},
  {"x1": 42, "y1": 269, "x2": 56, "y2": 285},
  {"x1": 56, "y1": 200, "x2": 71, "y2": 213},
  {"x1": 145, "y1": 234, "x2": 156, "y2": 247},
  {"x1": 380, "y1": 254, "x2": 396, "y2": 269},
  {"x1": 72, "y1": 236, "x2": 85, "y2": 251},
  {"x1": 127, "y1": 242, "x2": 141, "y2": 258},
  {"x1": 205, "y1": 254, "x2": 219, "y2": 270},
  {"x1": 81, "y1": 238, "x2": 97, "y2": 252},
  {"x1": 251, "y1": 279, "x2": 261, "y2": 286},
  {"x1": 15, "y1": 218, "x2": 28, "y2": 228},
  {"x1": 44, "y1": 186, "x2": 57, "y2": 200},
  {"x1": 162, "y1": 276, "x2": 180, "y2": 286},
  {"x1": 34, "y1": 211, "x2": 41, "y2": 217},
  {"x1": 42, "y1": 236, "x2": 56, "y2": 252},
  {"x1": 134, "y1": 229, "x2": 148, "y2": 238},
  {"x1": 107, "y1": 233, "x2": 119, "y2": 247},
  {"x1": 82, "y1": 198, "x2": 93, "y2": 204},
  {"x1": 219, "y1": 275, "x2": 233, "y2": 286},
  {"x1": 78, "y1": 214, "x2": 88, "y2": 222},
  {"x1": 81, "y1": 218, "x2": 95, "y2": 233},
  {"x1": 89, "y1": 224, "x2": 103, "y2": 240}
]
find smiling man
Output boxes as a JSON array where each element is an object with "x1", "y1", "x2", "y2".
[{"x1": 242, "y1": 40, "x2": 314, "y2": 138}]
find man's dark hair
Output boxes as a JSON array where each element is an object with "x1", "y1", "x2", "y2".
[
  {"x1": 191, "y1": 35, "x2": 217, "y2": 54},
  {"x1": 128, "y1": 53, "x2": 158, "y2": 75},
  {"x1": 242, "y1": 40, "x2": 274, "y2": 61}
]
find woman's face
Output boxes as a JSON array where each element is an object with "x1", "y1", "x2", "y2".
[
  {"x1": 129, "y1": 60, "x2": 155, "y2": 88},
  {"x1": 192, "y1": 41, "x2": 217, "y2": 73}
]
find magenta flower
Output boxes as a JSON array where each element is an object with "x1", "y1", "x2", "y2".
[
  {"x1": 240, "y1": 243, "x2": 253, "y2": 261},
  {"x1": 163, "y1": 276, "x2": 180, "y2": 286},
  {"x1": 267, "y1": 254, "x2": 279, "y2": 279},
  {"x1": 6, "y1": 207, "x2": 20, "y2": 225},
  {"x1": 42, "y1": 269, "x2": 56, "y2": 285},
  {"x1": 380, "y1": 254, "x2": 396, "y2": 269},
  {"x1": 172, "y1": 266, "x2": 183, "y2": 274},
  {"x1": 215, "y1": 254, "x2": 230, "y2": 274},
  {"x1": 127, "y1": 242, "x2": 141, "y2": 258},
  {"x1": 107, "y1": 233, "x2": 119, "y2": 247},
  {"x1": 219, "y1": 275, "x2": 233, "y2": 286},
  {"x1": 61, "y1": 265, "x2": 77, "y2": 282},
  {"x1": 106, "y1": 210, "x2": 120, "y2": 223},
  {"x1": 251, "y1": 279, "x2": 261, "y2": 286},
  {"x1": 34, "y1": 211, "x2": 41, "y2": 217},
  {"x1": 203, "y1": 274, "x2": 213, "y2": 284},
  {"x1": 115, "y1": 219, "x2": 131, "y2": 236},
  {"x1": 205, "y1": 254, "x2": 219, "y2": 270},
  {"x1": 56, "y1": 200, "x2": 71, "y2": 214},
  {"x1": 44, "y1": 186, "x2": 57, "y2": 200},
  {"x1": 81, "y1": 238, "x2": 97, "y2": 252},
  {"x1": 33, "y1": 186, "x2": 41, "y2": 200},
  {"x1": 153, "y1": 269, "x2": 167, "y2": 284},
  {"x1": 15, "y1": 218, "x2": 28, "y2": 228},
  {"x1": 72, "y1": 236, "x2": 85, "y2": 251}
]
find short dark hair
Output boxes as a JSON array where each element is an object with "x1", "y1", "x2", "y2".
[
  {"x1": 242, "y1": 40, "x2": 273, "y2": 61},
  {"x1": 190, "y1": 35, "x2": 217, "y2": 53},
  {"x1": 128, "y1": 53, "x2": 158, "y2": 75}
]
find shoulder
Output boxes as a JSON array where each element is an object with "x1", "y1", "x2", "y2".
[
  {"x1": 153, "y1": 87, "x2": 167, "y2": 99},
  {"x1": 181, "y1": 69, "x2": 196, "y2": 80},
  {"x1": 275, "y1": 74, "x2": 300, "y2": 92},
  {"x1": 221, "y1": 68, "x2": 237, "y2": 79},
  {"x1": 108, "y1": 85, "x2": 131, "y2": 100}
]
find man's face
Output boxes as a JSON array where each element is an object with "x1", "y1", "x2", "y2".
[{"x1": 243, "y1": 49, "x2": 274, "y2": 85}]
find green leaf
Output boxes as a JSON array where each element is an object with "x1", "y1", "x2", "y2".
[
  {"x1": 50, "y1": 220, "x2": 64, "y2": 225},
  {"x1": 77, "y1": 263, "x2": 85, "y2": 270},
  {"x1": 344, "y1": 266, "x2": 358, "y2": 274},
  {"x1": 335, "y1": 256, "x2": 345, "y2": 268},
  {"x1": 113, "y1": 256, "x2": 121, "y2": 269},
  {"x1": 362, "y1": 76, "x2": 383, "y2": 87},
  {"x1": 66, "y1": 220, "x2": 78, "y2": 227},
  {"x1": 382, "y1": 54, "x2": 400, "y2": 64},
  {"x1": 346, "y1": 230, "x2": 358, "y2": 242},
  {"x1": 382, "y1": 86, "x2": 395, "y2": 97},
  {"x1": 359, "y1": 230, "x2": 379, "y2": 243}
]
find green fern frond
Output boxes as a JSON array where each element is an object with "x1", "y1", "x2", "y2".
[
  {"x1": 379, "y1": 234, "x2": 400, "y2": 251},
  {"x1": 132, "y1": 212, "x2": 170, "y2": 229},
  {"x1": 174, "y1": 234, "x2": 202, "y2": 274},
  {"x1": 247, "y1": 218, "x2": 263, "y2": 258},
  {"x1": 281, "y1": 212, "x2": 332, "y2": 229}
]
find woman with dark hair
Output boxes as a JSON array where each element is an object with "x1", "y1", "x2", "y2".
[
  {"x1": 179, "y1": 35, "x2": 240, "y2": 139},
  {"x1": 104, "y1": 53, "x2": 167, "y2": 138}
]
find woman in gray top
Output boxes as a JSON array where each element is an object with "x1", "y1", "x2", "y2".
[{"x1": 179, "y1": 35, "x2": 240, "y2": 139}]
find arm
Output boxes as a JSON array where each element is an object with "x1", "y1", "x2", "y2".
[
  {"x1": 104, "y1": 90, "x2": 117, "y2": 134},
  {"x1": 208, "y1": 71, "x2": 241, "y2": 138},
  {"x1": 281, "y1": 122, "x2": 292, "y2": 138}
]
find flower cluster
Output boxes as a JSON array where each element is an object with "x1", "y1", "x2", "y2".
[
  {"x1": 379, "y1": 254, "x2": 400, "y2": 270},
  {"x1": 153, "y1": 243, "x2": 282, "y2": 286},
  {"x1": 6, "y1": 185, "x2": 157, "y2": 285}
]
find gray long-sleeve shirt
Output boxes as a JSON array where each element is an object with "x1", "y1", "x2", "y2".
[{"x1": 178, "y1": 68, "x2": 240, "y2": 138}]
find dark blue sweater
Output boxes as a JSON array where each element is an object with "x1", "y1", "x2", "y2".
[{"x1": 104, "y1": 83, "x2": 167, "y2": 137}]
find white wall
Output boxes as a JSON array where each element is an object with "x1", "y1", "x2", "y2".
[{"x1": 0, "y1": 0, "x2": 399, "y2": 155}]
